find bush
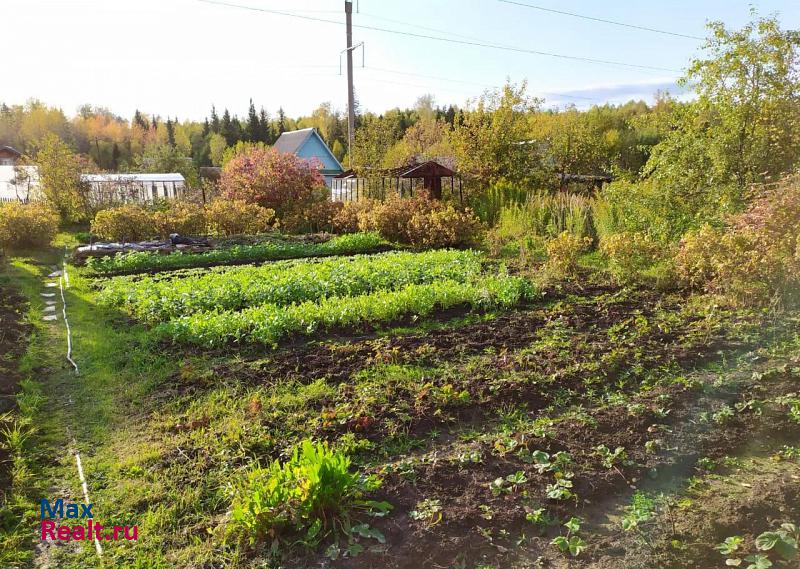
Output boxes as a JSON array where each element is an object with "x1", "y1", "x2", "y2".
[
  {"x1": 153, "y1": 201, "x2": 207, "y2": 237},
  {"x1": 0, "y1": 202, "x2": 60, "y2": 250},
  {"x1": 229, "y1": 440, "x2": 381, "y2": 545},
  {"x1": 220, "y1": 147, "x2": 326, "y2": 216},
  {"x1": 358, "y1": 192, "x2": 482, "y2": 248},
  {"x1": 545, "y1": 232, "x2": 592, "y2": 277},
  {"x1": 332, "y1": 200, "x2": 376, "y2": 234},
  {"x1": 673, "y1": 175, "x2": 800, "y2": 306},
  {"x1": 281, "y1": 199, "x2": 344, "y2": 234},
  {"x1": 91, "y1": 205, "x2": 157, "y2": 242},
  {"x1": 206, "y1": 199, "x2": 276, "y2": 236},
  {"x1": 407, "y1": 204, "x2": 483, "y2": 249},
  {"x1": 600, "y1": 232, "x2": 664, "y2": 284}
]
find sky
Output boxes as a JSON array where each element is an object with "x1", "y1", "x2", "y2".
[{"x1": 4, "y1": 0, "x2": 799, "y2": 121}]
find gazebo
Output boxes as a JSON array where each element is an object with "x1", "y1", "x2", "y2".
[{"x1": 331, "y1": 160, "x2": 462, "y2": 202}]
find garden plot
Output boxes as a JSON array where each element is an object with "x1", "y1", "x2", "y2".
[{"x1": 95, "y1": 248, "x2": 534, "y2": 347}]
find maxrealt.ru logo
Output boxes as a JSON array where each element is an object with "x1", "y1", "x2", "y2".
[{"x1": 40, "y1": 499, "x2": 138, "y2": 541}]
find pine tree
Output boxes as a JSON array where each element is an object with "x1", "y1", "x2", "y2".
[
  {"x1": 210, "y1": 106, "x2": 220, "y2": 134},
  {"x1": 151, "y1": 115, "x2": 158, "y2": 131},
  {"x1": 220, "y1": 109, "x2": 235, "y2": 146},
  {"x1": 246, "y1": 99, "x2": 260, "y2": 142},
  {"x1": 133, "y1": 110, "x2": 149, "y2": 130},
  {"x1": 202, "y1": 119, "x2": 210, "y2": 137},
  {"x1": 166, "y1": 118, "x2": 176, "y2": 146},
  {"x1": 277, "y1": 107, "x2": 287, "y2": 136},
  {"x1": 445, "y1": 105, "x2": 456, "y2": 126}
]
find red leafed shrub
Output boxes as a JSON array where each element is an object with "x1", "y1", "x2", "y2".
[{"x1": 220, "y1": 147, "x2": 326, "y2": 216}]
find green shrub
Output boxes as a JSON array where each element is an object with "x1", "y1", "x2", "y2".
[
  {"x1": 0, "y1": 202, "x2": 60, "y2": 250},
  {"x1": 153, "y1": 201, "x2": 207, "y2": 237},
  {"x1": 206, "y1": 199, "x2": 275, "y2": 236},
  {"x1": 229, "y1": 440, "x2": 381, "y2": 544},
  {"x1": 90, "y1": 204, "x2": 157, "y2": 242},
  {"x1": 600, "y1": 232, "x2": 664, "y2": 284},
  {"x1": 545, "y1": 232, "x2": 592, "y2": 277}
]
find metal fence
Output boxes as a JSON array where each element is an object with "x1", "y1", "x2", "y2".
[{"x1": 331, "y1": 176, "x2": 463, "y2": 203}]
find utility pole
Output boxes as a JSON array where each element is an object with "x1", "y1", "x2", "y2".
[{"x1": 345, "y1": 0, "x2": 355, "y2": 168}]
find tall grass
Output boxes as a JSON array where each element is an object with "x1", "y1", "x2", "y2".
[{"x1": 492, "y1": 192, "x2": 594, "y2": 243}]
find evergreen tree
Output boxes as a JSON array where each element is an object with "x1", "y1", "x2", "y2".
[
  {"x1": 202, "y1": 119, "x2": 210, "y2": 137},
  {"x1": 166, "y1": 117, "x2": 176, "y2": 146},
  {"x1": 133, "y1": 109, "x2": 149, "y2": 130},
  {"x1": 151, "y1": 115, "x2": 158, "y2": 131},
  {"x1": 259, "y1": 108, "x2": 273, "y2": 143},
  {"x1": 246, "y1": 99, "x2": 260, "y2": 142},
  {"x1": 111, "y1": 142, "x2": 120, "y2": 170},
  {"x1": 221, "y1": 109, "x2": 236, "y2": 146},
  {"x1": 444, "y1": 105, "x2": 456, "y2": 126},
  {"x1": 277, "y1": 107, "x2": 287, "y2": 136},
  {"x1": 210, "y1": 106, "x2": 220, "y2": 134}
]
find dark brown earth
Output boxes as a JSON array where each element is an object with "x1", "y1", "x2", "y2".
[{"x1": 181, "y1": 285, "x2": 789, "y2": 569}]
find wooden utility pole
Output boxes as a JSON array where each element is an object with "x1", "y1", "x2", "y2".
[{"x1": 345, "y1": 0, "x2": 355, "y2": 168}]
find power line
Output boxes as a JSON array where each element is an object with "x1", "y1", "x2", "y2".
[
  {"x1": 498, "y1": 0, "x2": 705, "y2": 40},
  {"x1": 362, "y1": 66, "x2": 600, "y2": 102},
  {"x1": 194, "y1": 0, "x2": 681, "y2": 73}
]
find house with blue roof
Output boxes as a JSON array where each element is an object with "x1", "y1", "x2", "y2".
[{"x1": 273, "y1": 128, "x2": 344, "y2": 187}]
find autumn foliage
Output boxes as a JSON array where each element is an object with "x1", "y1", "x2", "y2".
[{"x1": 220, "y1": 147, "x2": 326, "y2": 216}]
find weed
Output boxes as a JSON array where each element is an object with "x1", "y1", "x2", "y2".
[
  {"x1": 228, "y1": 440, "x2": 385, "y2": 547},
  {"x1": 409, "y1": 498, "x2": 443, "y2": 527}
]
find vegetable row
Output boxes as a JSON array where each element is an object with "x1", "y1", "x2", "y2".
[
  {"x1": 98, "y1": 249, "x2": 485, "y2": 322},
  {"x1": 84, "y1": 233, "x2": 388, "y2": 275},
  {"x1": 157, "y1": 275, "x2": 536, "y2": 347}
]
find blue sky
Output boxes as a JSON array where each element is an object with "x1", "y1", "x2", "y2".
[{"x1": 4, "y1": 0, "x2": 799, "y2": 120}]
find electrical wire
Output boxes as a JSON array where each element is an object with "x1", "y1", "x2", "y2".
[
  {"x1": 194, "y1": 0, "x2": 681, "y2": 73},
  {"x1": 497, "y1": 0, "x2": 704, "y2": 40}
]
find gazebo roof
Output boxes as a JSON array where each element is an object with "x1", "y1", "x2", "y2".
[{"x1": 336, "y1": 160, "x2": 456, "y2": 179}]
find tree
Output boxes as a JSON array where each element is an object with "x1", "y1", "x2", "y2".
[
  {"x1": 450, "y1": 81, "x2": 544, "y2": 192},
  {"x1": 210, "y1": 106, "x2": 220, "y2": 134},
  {"x1": 350, "y1": 113, "x2": 403, "y2": 172},
  {"x1": 133, "y1": 110, "x2": 149, "y2": 131},
  {"x1": 36, "y1": 134, "x2": 88, "y2": 222},
  {"x1": 277, "y1": 107, "x2": 287, "y2": 136},
  {"x1": 220, "y1": 146, "x2": 325, "y2": 216},
  {"x1": 208, "y1": 133, "x2": 228, "y2": 167},
  {"x1": 259, "y1": 108, "x2": 273, "y2": 144},
  {"x1": 646, "y1": 14, "x2": 800, "y2": 212},
  {"x1": 137, "y1": 142, "x2": 199, "y2": 187},
  {"x1": 166, "y1": 117, "x2": 176, "y2": 147},
  {"x1": 246, "y1": 99, "x2": 259, "y2": 142}
]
